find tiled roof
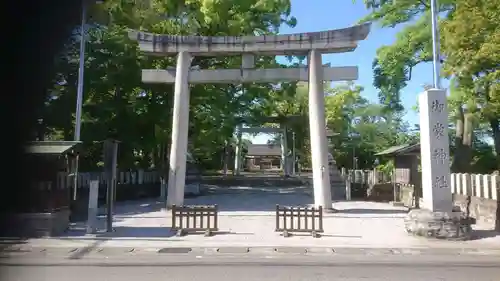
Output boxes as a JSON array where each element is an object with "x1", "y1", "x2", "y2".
[
  {"x1": 375, "y1": 143, "x2": 420, "y2": 156},
  {"x1": 24, "y1": 141, "x2": 81, "y2": 155}
]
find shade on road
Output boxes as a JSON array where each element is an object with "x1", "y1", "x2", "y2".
[{"x1": 3, "y1": 263, "x2": 500, "y2": 281}]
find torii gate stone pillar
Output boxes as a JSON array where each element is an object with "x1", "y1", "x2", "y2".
[
  {"x1": 166, "y1": 51, "x2": 192, "y2": 208},
  {"x1": 130, "y1": 23, "x2": 371, "y2": 209},
  {"x1": 308, "y1": 49, "x2": 331, "y2": 208}
]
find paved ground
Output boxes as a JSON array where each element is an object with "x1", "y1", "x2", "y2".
[
  {"x1": 3, "y1": 255, "x2": 500, "y2": 281},
  {"x1": 3, "y1": 266, "x2": 500, "y2": 281},
  {"x1": 4, "y1": 185, "x2": 499, "y2": 280},
  {"x1": 4, "y1": 188, "x2": 500, "y2": 251},
  {"x1": 2, "y1": 246, "x2": 500, "y2": 263}
]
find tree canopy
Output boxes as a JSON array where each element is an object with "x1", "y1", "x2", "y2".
[
  {"x1": 359, "y1": 0, "x2": 499, "y2": 172},
  {"x1": 37, "y1": 0, "x2": 497, "y2": 173}
]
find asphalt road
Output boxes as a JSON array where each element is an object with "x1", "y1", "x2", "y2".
[
  {"x1": 2, "y1": 254, "x2": 500, "y2": 281},
  {"x1": 3, "y1": 263, "x2": 500, "y2": 281}
]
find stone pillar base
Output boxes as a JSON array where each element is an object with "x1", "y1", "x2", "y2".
[
  {"x1": 323, "y1": 207, "x2": 338, "y2": 213},
  {"x1": 390, "y1": 201, "x2": 405, "y2": 207},
  {"x1": 404, "y1": 209, "x2": 475, "y2": 241}
]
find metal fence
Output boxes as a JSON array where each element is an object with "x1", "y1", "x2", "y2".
[
  {"x1": 171, "y1": 204, "x2": 219, "y2": 236},
  {"x1": 275, "y1": 205, "x2": 323, "y2": 238}
]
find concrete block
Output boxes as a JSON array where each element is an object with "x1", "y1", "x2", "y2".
[
  {"x1": 274, "y1": 247, "x2": 306, "y2": 254},
  {"x1": 217, "y1": 247, "x2": 250, "y2": 254},
  {"x1": 158, "y1": 247, "x2": 192, "y2": 254}
]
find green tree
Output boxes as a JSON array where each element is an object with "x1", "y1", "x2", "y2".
[
  {"x1": 357, "y1": 0, "x2": 499, "y2": 172},
  {"x1": 42, "y1": 0, "x2": 299, "y2": 171},
  {"x1": 261, "y1": 81, "x2": 411, "y2": 168},
  {"x1": 441, "y1": 0, "x2": 500, "y2": 169}
]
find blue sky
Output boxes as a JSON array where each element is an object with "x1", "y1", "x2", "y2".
[{"x1": 248, "y1": 0, "x2": 446, "y2": 144}]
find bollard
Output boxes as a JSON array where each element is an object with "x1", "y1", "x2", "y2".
[{"x1": 87, "y1": 180, "x2": 99, "y2": 234}]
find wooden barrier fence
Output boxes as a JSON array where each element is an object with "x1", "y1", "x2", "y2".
[
  {"x1": 171, "y1": 204, "x2": 219, "y2": 237},
  {"x1": 275, "y1": 205, "x2": 323, "y2": 238}
]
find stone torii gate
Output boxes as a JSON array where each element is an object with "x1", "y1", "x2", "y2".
[
  {"x1": 129, "y1": 23, "x2": 371, "y2": 209},
  {"x1": 233, "y1": 115, "x2": 299, "y2": 177},
  {"x1": 234, "y1": 126, "x2": 289, "y2": 176}
]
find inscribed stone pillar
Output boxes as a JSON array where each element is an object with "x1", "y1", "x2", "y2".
[
  {"x1": 419, "y1": 89, "x2": 453, "y2": 212},
  {"x1": 234, "y1": 125, "x2": 243, "y2": 175},
  {"x1": 167, "y1": 51, "x2": 192, "y2": 208},
  {"x1": 308, "y1": 49, "x2": 332, "y2": 209}
]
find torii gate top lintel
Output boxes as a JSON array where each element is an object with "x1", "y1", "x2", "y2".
[
  {"x1": 132, "y1": 25, "x2": 371, "y2": 84},
  {"x1": 236, "y1": 115, "x2": 300, "y2": 125},
  {"x1": 239, "y1": 127, "x2": 283, "y2": 134},
  {"x1": 129, "y1": 23, "x2": 371, "y2": 56},
  {"x1": 236, "y1": 115, "x2": 300, "y2": 134}
]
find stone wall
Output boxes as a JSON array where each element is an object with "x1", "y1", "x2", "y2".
[
  {"x1": 366, "y1": 183, "x2": 394, "y2": 202},
  {"x1": 453, "y1": 194, "x2": 498, "y2": 226},
  {"x1": 400, "y1": 184, "x2": 418, "y2": 208},
  {"x1": 398, "y1": 184, "x2": 498, "y2": 227}
]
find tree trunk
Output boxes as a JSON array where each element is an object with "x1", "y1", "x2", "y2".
[
  {"x1": 450, "y1": 106, "x2": 474, "y2": 173},
  {"x1": 489, "y1": 118, "x2": 500, "y2": 231},
  {"x1": 160, "y1": 142, "x2": 168, "y2": 179},
  {"x1": 451, "y1": 106, "x2": 464, "y2": 172},
  {"x1": 490, "y1": 118, "x2": 500, "y2": 171},
  {"x1": 449, "y1": 107, "x2": 476, "y2": 220},
  {"x1": 481, "y1": 82, "x2": 499, "y2": 170},
  {"x1": 461, "y1": 113, "x2": 474, "y2": 172},
  {"x1": 151, "y1": 145, "x2": 158, "y2": 169}
]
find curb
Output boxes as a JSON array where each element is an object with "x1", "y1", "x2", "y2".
[{"x1": 2, "y1": 246, "x2": 500, "y2": 257}]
